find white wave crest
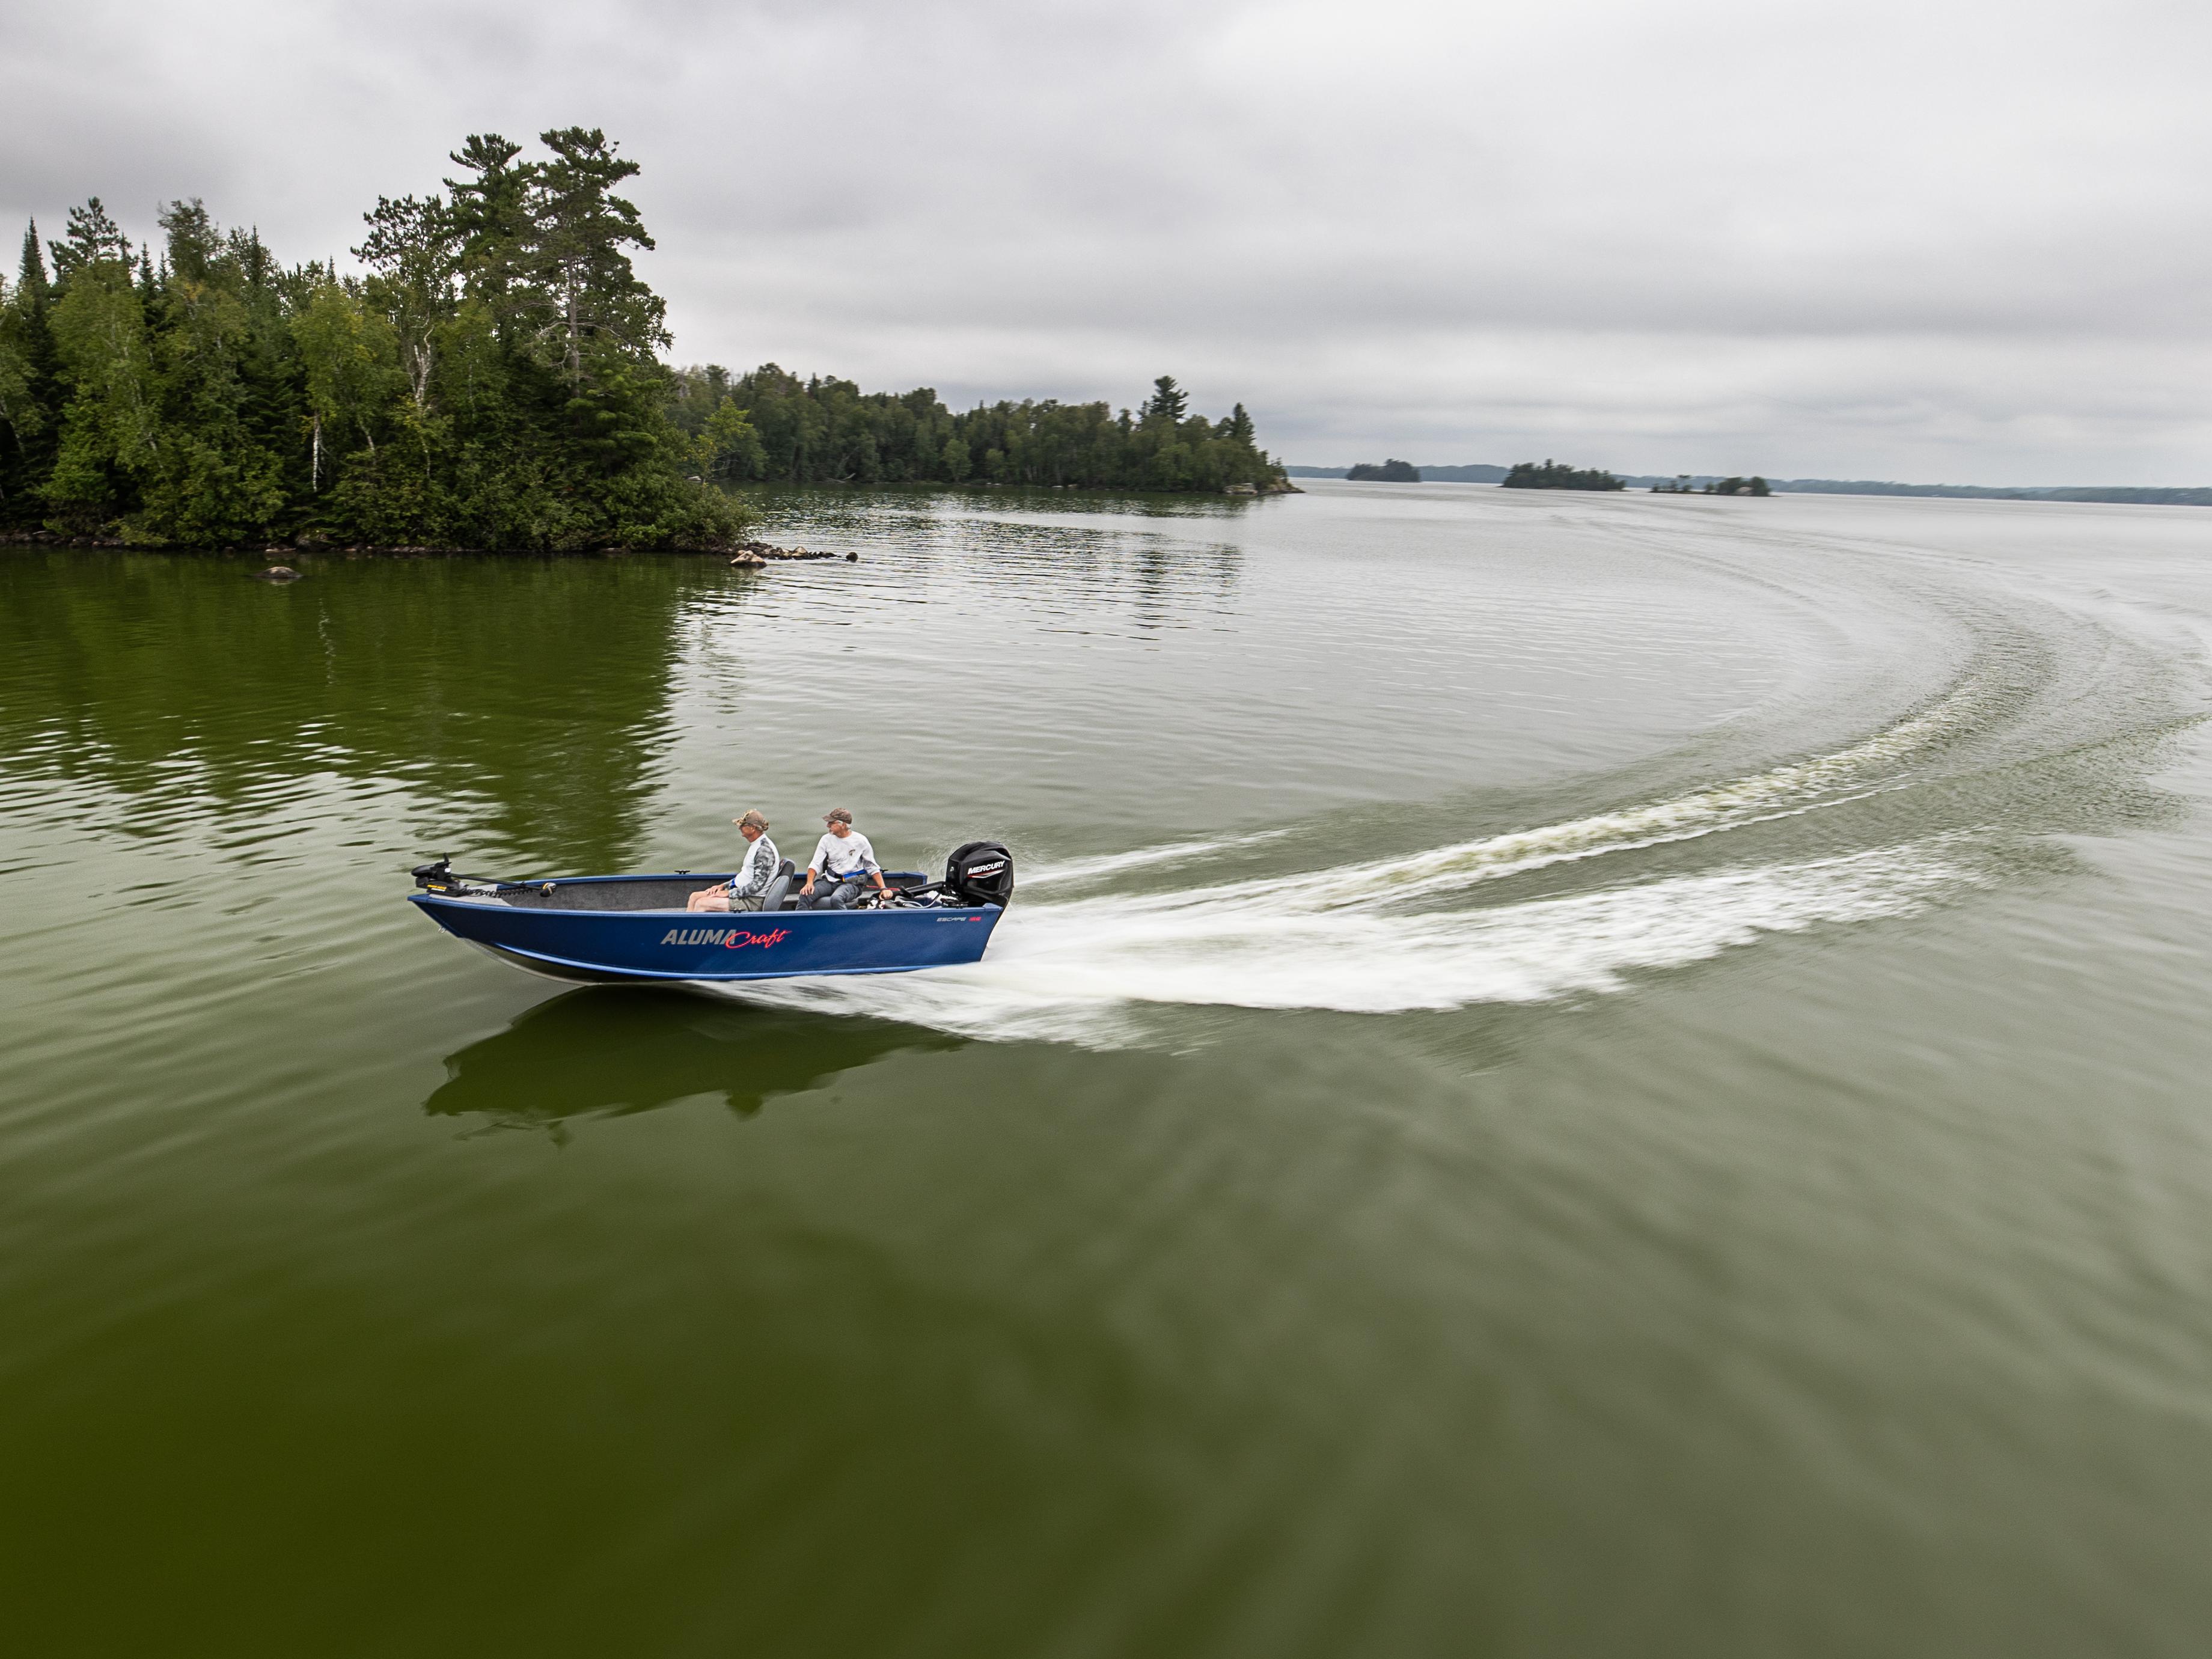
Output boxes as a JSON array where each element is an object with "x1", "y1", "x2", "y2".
[
  {"x1": 1021, "y1": 828, "x2": 1291, "y2": 887},
  {"x1": 1143, "y1": 671, "x2": 2000, "y2": 917},
  {"x1": 715, "y1": 839, "x2": 1982, "y2": 1045}
]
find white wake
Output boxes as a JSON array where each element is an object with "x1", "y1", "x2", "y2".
[
  {"x1": 713, "y1": 686, "x2": 2000, "y2": 1045},
  {"x1": 716, "y1": 837, "x2": 1980, "y2": 1044}
]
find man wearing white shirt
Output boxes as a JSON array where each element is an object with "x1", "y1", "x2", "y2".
[
  {"x1": 688, "y1": 810, "x2": 778, "y2": 912},
  {"x1": 799, "y1": 808, "x2": 890, "y2": 909}
]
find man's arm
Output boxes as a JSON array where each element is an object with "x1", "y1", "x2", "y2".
[{"x1": 731, "y1": 842, "x2": 773, "y2": 897}]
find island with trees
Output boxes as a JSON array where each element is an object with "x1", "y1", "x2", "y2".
[
  {"x1": 0, "y1": 130, "x2": 1290, "y2": 552},
  {"x1": 1501, "y1": 460, "x2": 1626, "y2": 492},
  {"x1": 1652, "y1": 474, "x2": 1770, "y2": 496},
  {"x1": 1345, "y1": 459, "x2": 1419, "y2": 482}
]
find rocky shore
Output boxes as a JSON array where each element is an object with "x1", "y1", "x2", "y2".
[
  {"x1": 727, "y1": 539, "x2": 855, "y2": 568},
  {"x1": 0, "y1": 528, "x2": 789, "y2": 558},
  {"x1": 728, "y1": 539, "x2": 843, "y2": 561}
]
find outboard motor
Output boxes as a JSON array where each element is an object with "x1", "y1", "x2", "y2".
[{"x1": 944, "y1": 841, "x2": 1015, "y2": 908}]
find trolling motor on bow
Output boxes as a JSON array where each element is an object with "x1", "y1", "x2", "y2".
[{"x1": 409, "y1": 856, "x2": 524, "y2": 898}]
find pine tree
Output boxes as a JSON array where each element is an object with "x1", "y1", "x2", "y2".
[
  {"x1": 43, "y1": 216, "x2": 156, "y2": 533},
  {"x1": 1141, "y1": 374, "x2": 1188, "y2": 424},
  {"x1": 0, "y1": 225, "x2": 60, "y2": 524},
  {"x1": 444, "y1": 134, "x2": 533, "y2": 318},
  {"x1": 520, "y1": 127, "x2": 664, "y2": 387},
  {"x1": 17, "y1": 222, "x2": 50, "y2": 308},
  {"x1": 47, "y1": 198, "x2": 132, "y2": 283},
  {"x1": 132, "y1": 199, "x2": 285, "y2": 543}
]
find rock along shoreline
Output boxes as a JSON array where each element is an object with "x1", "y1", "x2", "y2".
[{"x1": 0, "y1": 530, "x2": 834, "y2": 560}]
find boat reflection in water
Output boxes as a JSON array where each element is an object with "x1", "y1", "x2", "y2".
[{"x1": 425, "y1": 989, "x2": 962, "y2": 1137}]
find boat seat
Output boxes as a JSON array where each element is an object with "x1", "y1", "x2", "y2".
[{"x1": 755, "y1": 859, "x2": 797, "y2": 912}]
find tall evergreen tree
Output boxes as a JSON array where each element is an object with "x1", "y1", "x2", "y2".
[
  {"x1": 17, "y1": 222, "x2": 51, "y2": 308},
  {"x1": 1141, "y1": 374, "x2": 1188, "y2": 424},
  {"x1": 519, "y1": 127, "x2": 665, "y2": 386},
  {"x1": 133, "y1": 198, "x2": 285, "y2": 542},
  {"x1": 0, "y1": 226, "x2": 60, "y2": 522},
  {"x1": 444, "y1": 133, "x2": 533, "y2": 317},
  {"x1": 0, "y1": 272, "x2": 43, "y2": 510},
  {"x1": 43, "y1": 219, "x2": 155, "y2": 531},
  {"x1": 47, "y1": 198, "x2": 132, "y2": 283}
]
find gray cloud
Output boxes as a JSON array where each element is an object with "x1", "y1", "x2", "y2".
[{"x1": 5, "y1": 0, "x2": 2208, "y2": 481}]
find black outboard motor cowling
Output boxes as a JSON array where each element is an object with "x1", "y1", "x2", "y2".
[{"x1": 945, "y1": 841, "x2": 1015, "y2": 908}]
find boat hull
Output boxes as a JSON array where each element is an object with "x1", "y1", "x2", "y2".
[{"x1": 409, "y1": 875, "x2": 1003, "y2": 984}]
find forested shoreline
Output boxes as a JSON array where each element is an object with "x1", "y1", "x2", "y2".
[
  {"x1": 1502, "y1": 460, "x2": 1625, "y2": 492},
  {"x1": 0, "y1": 129, "x2": 1288, "y2": 554},
  {"x1": 668, "y1": 365, "x2": 1290, "y2": 494}
]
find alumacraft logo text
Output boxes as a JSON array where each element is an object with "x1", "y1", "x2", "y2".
[{"x1": 659, "y1": 926, "x2": 792, "y2": 949}]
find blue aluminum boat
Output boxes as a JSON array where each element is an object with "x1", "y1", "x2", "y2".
[{"x1": 407, "y1": 842, "x2": 1013, "y2": 985}]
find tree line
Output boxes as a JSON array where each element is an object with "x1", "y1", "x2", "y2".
[
  {"x1": 1502, "y1": 460, "x2": 1625, "y2": 492},
  {"x1": 0, "y1": 129, "x2": 1289, "y2": 551},
  {"x1": 667, "y1": 364, "x2": 1288, "y2": 493},
  {"x1": 1652, "y1": 474, "x2": 1770, "y2": 496},
  {"x1": 0, "y1": 130, "x2": 752, "y2": 551}
]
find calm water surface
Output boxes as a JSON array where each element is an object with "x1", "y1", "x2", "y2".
[{"x1": 5, "y1": 481, "x2": 2212, "y2": 1655}]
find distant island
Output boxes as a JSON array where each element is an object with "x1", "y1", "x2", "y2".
[
  {"x1": 1283, "y1": 464, "x2": 2212, "y2": 507},
  {"x1": 1404, "y1": 464, "x2": 1508, "y2": 483},
  {"x1": 0, "y1": 129, "x2": 1289, "y2": 553},
  {"x1": 1503, "y1": 460, "x2": 1625, "y2": 492},
  {"x1": 1284, "y1": 463, "x2": 1506, "y2": 481},
  {"x1": 1653, "y1": 475, "x2": 1770, "y2": 496},
  {"x1": 1346, "y1": 459, "x2": 1419, "y2": 481}
]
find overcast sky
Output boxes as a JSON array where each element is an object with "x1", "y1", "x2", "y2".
[{"x1": 6, "y1": 0, "x2": 2210, "y2": 483}]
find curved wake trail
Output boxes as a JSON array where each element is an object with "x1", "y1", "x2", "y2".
[
  {"x1": 1065, "y1": 667, "x2": 2005, "y2": 920},
  {"x1": 1021, "y1": 828, "x2": 1291, "y2": 887},
  {"x1": 715, "y1": 670, "x2": 2014, "y2": 1042},
  {"x1": 720, "y1": 838, "x2": 1984, "y2": 1043}
]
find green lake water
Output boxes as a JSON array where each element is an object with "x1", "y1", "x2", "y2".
[{"x1": 5, "y1": 481, "x2": 2212, "y2": 1655}]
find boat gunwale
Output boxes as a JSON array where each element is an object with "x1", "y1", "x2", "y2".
[{"x1": 411, "y1": 869, "x2": 944, "y2": 915}]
